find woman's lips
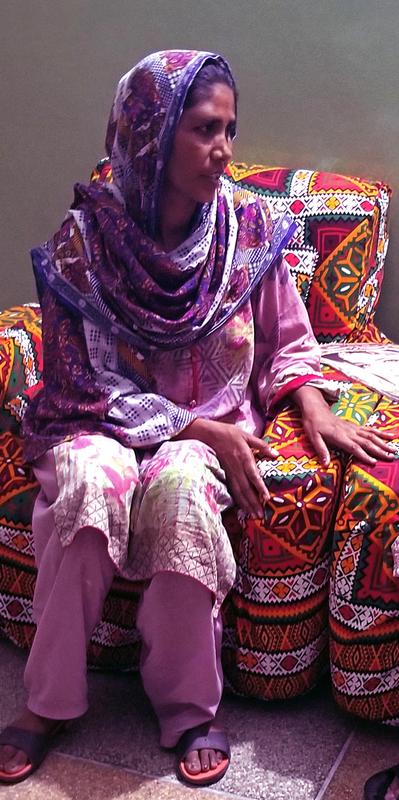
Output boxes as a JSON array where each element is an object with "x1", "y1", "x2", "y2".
[{"x1": 202, "y1": 173, "x2": 222, "y2": 186}]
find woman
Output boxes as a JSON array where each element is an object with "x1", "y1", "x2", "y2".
[{"x1": 0, "y1": 49, "x2": 395, "y2": 788}]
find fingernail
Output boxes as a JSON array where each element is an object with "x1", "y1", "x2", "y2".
[{"x1": 270, "y1": 448, "x2": 279, "y2": 456}]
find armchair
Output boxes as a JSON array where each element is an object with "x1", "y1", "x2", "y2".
[{"x1": 1, "y1": 160, "x2": 398, "y2": 724}]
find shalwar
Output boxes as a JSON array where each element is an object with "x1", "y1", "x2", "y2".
[{"x1": 24, "y1": 440, "x2": 232, "y2": 743}]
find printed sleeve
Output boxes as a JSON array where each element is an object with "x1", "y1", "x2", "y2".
[
  {"x1": 22, "y1": 284, "x2": 196, "y2": 460},
  {"x1": 107, "y1": 391, "x2": 196, "y2": 447},
  {"x1": 83, "y1": 318, "x2": 197, "y2": 448},
  {"x1": 251, "y1": 256, "x2": 338, "y2": 412}
]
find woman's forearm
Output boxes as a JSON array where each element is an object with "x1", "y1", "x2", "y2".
[
  {"x1": 291, "y1": 384, "x2": 330, "y2": 416},
  {"x1": 172, "y1": 416, "x2": 215, "y2": 446}
]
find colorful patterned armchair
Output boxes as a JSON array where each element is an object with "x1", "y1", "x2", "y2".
[{"x1": 1, "y1": 161, "x2": 399, "y2": 726}]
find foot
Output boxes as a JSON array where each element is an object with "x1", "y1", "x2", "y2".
[
  {"x1": 184, "y1": 726, "x2": 224, "y2": 775},
  {"x1": 177, "y1": 722, "x2": 230, "y2": 786},
  {"x1": 0, "y1": 708, "x2": 63, "y2": 778}
]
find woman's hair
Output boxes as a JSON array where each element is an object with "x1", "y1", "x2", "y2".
[{"x1": 184, "y1": 61, "x2": 238, "y2": 112}]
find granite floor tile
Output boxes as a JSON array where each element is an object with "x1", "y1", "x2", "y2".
[
  {"x1": 0, "y1": 752, "x2": 232, "y2": 800},
  {"x1": 0, "y1": 639, "x2": 356, "y2": 800},
  {"x1": 321, "y1": 723, "x2": 399, "y2": 800},
  {"x1": 64, "y1": 671, "x2": 354, "y2": 799},
  {"x1": 0, "y1": 639, "x2": 27, "y2": 723}
]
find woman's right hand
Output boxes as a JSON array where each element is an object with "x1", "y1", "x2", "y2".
[{"x1": 174, "y1": 418, "x2": 278, "y2": 517}]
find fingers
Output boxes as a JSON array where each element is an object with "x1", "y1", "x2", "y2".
[
  {"x1": 365, "y1": 428, "x2": 396, "y2": 441},
  {"x1": 347, "y1": 430, "x2": 397, "y2": 465},
  {"x1": 246, "y1": 434, "x2": 279, "y2": 460},
  {"x1": 306, "y1": 430, "x2": 331, "y2": 467},
  {"x1": 209, "y1": 428, "x2": 274, "y2": 518},
  {"x1": 305, "y1": 411, "x2": 398, "y2": 466},
  {"x1": 228, "y1": 466, "x2": 268, "y2": 518},
  {"x1": 358, "y1": 427, "x2": 397, "y2": 451},
  {"x1": 219, "y1": 434, "x2": 272, "y2": 517},
  {"x1": 324, "y1": 423, "x2": 397, "y2": 465},
  {"x1": 229, "y1": 443, "x2": 270, "y2": 517}
]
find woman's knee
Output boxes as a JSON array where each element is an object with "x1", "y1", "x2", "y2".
[{"x1": 143, "y1": 454, "x2": 207, "y2": 503}]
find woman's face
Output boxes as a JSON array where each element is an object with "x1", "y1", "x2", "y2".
[{"x1": 164, "y1": 83, "x2": 236, "y2": 211}]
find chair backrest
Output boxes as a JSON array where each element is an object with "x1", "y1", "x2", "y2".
[{"x1": 225, "y1": 164, "x2": 391, "y2": 344}]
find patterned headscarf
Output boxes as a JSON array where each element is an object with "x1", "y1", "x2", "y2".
[
  {"x1": 32, "y1": 50, "x2": 295, "y2": 352},
  {"x1": 105, "y1": 49, "x2": 235, "y2": 236}
]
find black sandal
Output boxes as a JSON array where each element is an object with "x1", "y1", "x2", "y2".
[
  {"x1": 364, "y1": 764, "x2": 399, "y2": 800},
  {"x1": 0, "y1": 722, "x2": 66, "y2": 785}
]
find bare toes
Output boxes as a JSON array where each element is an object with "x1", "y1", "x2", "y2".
[
  {"x1": 0, "y1": 746, "x2": 28, "y2": 774},
  {"x1": 184, "y1": 749, "x2": 201, "y2": 775},
  {"x1": 200, "y1": 749, "x2": 211, "y2": 771},
  {"x1": 208, "y1": 749, "x2": 220, "y2": 769}
]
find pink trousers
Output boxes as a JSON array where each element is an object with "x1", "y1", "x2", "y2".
[{"x1": 24, "y1": 453, "x2": 224, "y2": 747}]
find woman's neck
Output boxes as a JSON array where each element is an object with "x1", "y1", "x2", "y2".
[{"x1": 157, "y1": 186, "x2": 197, "y2": 252}]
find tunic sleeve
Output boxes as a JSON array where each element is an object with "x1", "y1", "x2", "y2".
[
  {"x1": 22, "y1": 284, "x2": 196, "y2": 461},
  {"x1": 251, "y1": 256, "x2": 337, "y2": 413},
  {"x1": 105, "y1": 390, "x2": 196, "y2": 447},
  {"x1": 82, "y1": 318, "x2": 197, "y2": 448}
]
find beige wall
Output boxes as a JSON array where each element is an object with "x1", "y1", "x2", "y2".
[{"x1": 1, "y1": 0, "x2": 398, "y2": 338}]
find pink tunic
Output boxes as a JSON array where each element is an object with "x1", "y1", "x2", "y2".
[
  {"x1": 86, "y1": 256, "x2": 332, "y2": 444},
  {"x1": 46, "y1": 257, "x2": 333, "y2": 615}
]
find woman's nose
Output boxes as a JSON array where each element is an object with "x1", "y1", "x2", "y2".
[{"x1": 212, "y1": 136, "x2": 233, "y2": 164}]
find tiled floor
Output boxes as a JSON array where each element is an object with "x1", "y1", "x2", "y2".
[{"x1": 0, "y1": 638, "x2": 397, "y2": 799}]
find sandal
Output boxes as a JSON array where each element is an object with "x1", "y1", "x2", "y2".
[
  {"x1": 364, "y1": 764, "x2": 399, "y2": 799},
  {"x1": 0, "y1": 721, "x2": 66, "y2": 785},
  {"x1": 176, "y1": 722, "x2": 230, "y2": 787}
]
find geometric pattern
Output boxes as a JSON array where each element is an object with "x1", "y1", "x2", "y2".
[
  {"x1": 329, "y1": 394, "x2": 399, "y2": 724},
  {"x1": 1, "y1": 165, "x2": 399, "y2": 725},
  {"x1": 222, "y1": 377, "x2": 399, "y2": 710},
  {"x1": 225, "y1": 163, "x2": 391, "y2": 344},
  {"x1": 0, "y1": 305, "x2": 143, "y2": 671},
  {"x1": 221, "y1": 398, "x2": 344, "y2": 700}
]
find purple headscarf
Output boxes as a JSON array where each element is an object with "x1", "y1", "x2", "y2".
[
  {"x1": 31, "y1": 50, "x2": 295, "y2": 353},
  {"x1": 105, "y1": 49, "x2": 235, "y2": 235}
]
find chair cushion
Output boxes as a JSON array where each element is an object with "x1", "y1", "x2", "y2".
[
  {"x1": 0, "y1": 305, "x2": 42, "y2": 435},
  {"x1": 0, "y1": 306, "x2": 42, "y2": 648}
]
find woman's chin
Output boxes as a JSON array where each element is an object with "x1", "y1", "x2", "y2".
[{"x1": 197, "y1": 186, "x2": 218, "y2": 204}]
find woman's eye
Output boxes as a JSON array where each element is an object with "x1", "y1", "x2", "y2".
[
  {"x1": 197, "y1": 123, "x2": 213, "y2": 135},
  {"x1": 228, "y1": 124, "x2": 237, "y2": 140},
  {"x1": 195, "y1": 121, "x2": 237, "y2": 139}
]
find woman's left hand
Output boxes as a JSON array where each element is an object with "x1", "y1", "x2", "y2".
[{"x1": 292, "y1": 385, "x2": 397, "y2": 467}]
